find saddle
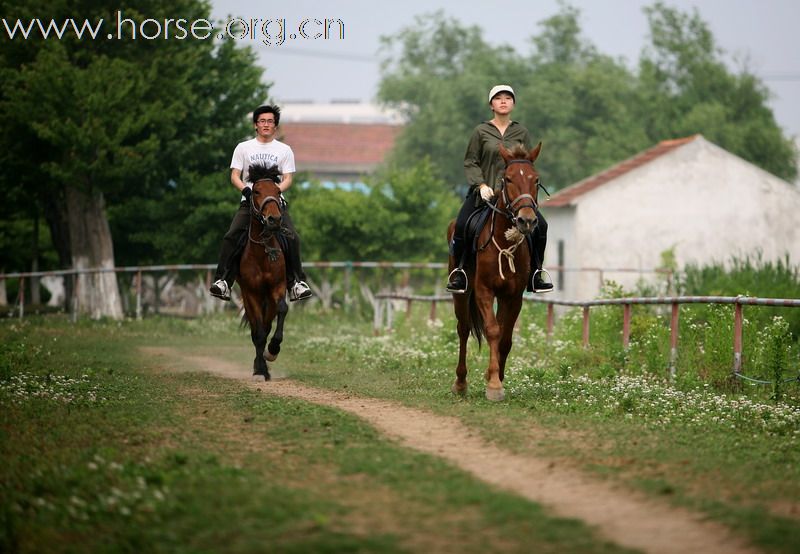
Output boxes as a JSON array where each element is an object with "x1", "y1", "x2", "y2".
[
  {"x1": 230, "y1": 226, "x2": 291, "y2": 281},
  {"x1": 460, "y1": 204, "x2": 538, "y2": 270}
]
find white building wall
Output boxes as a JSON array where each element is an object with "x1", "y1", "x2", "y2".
[
  {"x1": 551, "y1": 137, "x2": 800, "y2": 299},
  {"x1": 540, "y1": 206, "x2": 578, "y2": 299}
]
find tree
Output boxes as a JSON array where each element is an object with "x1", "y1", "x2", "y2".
[
  {"x1": 638, "y1": 2, "x2": 796, "y2": 181},
  {"x1": 516, "y1": 4, "x2": 650, "y2": 188},
  {"x1": 378, "y1": 11, "x2": 525, "y2": 188},
  {"x1": 378, "y1": 7, "x2": 648, "y2": 191},
  {"x1": 0, "y1": 0, "x2": 267, "y2": 317},
  {"x1": 378, "y1": 3, "x2": 797, "y2": 195},
  {"x1": 288, "y1": 160, "x2": 458, "y2": 262},
  {"x1": 107, "y1": 37, "x2": 268, "y2": 266}
]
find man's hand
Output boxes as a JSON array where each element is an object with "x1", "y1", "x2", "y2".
[
  {"x1": 478, "y1": 184, "x2": 494, "y2": 202},
  {"x1": 241, "y1": 186, "x2": 252, "y2": 200}
]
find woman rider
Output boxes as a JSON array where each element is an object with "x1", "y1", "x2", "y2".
[{"x1": 446, "y1": 84, "x2": 553, "y2": 294}]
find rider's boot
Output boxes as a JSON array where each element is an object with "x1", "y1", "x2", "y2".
[
  {"x1": 210, "y1": 278, "x2": 233, "y2": 301},
  {"x1": 446, "y1": 236, "x2": 469, "y2": 294}
]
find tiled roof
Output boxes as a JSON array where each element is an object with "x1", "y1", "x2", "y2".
[
  {"x1": 279, "y1": 122, "x2": 402, "y2": 172},
  {"x1": 542, "y1": 135, "x2": 700, "y2": 208}
]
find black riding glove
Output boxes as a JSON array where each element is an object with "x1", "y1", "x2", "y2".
[{"x1": 241, "y1": 187, "x2": 252, "y2": 200}]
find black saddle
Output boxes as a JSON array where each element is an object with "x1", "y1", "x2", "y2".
[{"x1": 460, "y1": 205, "x2": 538, "y2": 270}]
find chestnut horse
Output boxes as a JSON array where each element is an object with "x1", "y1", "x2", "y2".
[
  {"x1": 447, "y1": 143, "x2": 542, "y2": 401},
  {"x1": 238, "y1": 163, "x2": 290, "y2": 380}
]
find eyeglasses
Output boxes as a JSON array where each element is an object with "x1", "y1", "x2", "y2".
[{"x1": 256, "y1": 119, "x2": 276, "y2": 125}]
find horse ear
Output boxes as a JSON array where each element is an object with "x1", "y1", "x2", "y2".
[
  {"x1": 499, "y1": 143, "x2": 512, "y2": 163},
  {"x1": 529, "y1": 142, "x2": 542, "y2": 163}
]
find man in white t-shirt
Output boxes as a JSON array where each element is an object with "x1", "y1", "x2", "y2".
[{"x1": 209, "y1": 105, "x2": 313, "y2": 302}]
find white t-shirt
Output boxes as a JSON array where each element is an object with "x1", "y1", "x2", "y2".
[{"x1": 230, "y1": 137, "x2": 296, "y2": 188}]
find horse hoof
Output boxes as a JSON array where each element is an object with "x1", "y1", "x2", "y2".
[
  {"x1": 451, "y1": 382, "x2": 468, "y2": 396},
  {"x1": 265, "y1": 352, "x2": 277, "y2": 362},
  {"x1": 485, "y1": 387, "x2": 505, "y2": 402},
  {"x1": 252, "y1": 373, "x2": 271, "y2": 382}
]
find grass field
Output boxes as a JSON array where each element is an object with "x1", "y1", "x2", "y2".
[{"x1": 1, "y1": 305, "x2": 799, "y2": 553}]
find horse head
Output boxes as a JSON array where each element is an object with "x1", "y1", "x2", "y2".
[
  {"x1": 247, "y1": 162, "x2": 284, "y2": 232},
  {"x1": 498, "y1": 142, "x2": 542, "y2": 236}
]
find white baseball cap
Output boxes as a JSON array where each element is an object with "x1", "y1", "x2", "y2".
[{"x1": 488, "y1": 84, "x2": 515, "y2": 103}]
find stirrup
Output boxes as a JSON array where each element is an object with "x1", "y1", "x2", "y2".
[
  {"x1": 209, "y1": 279, "x2": 231, "y2": 301},
  {"x1": 289, "y1": 280, "x2": 313, "y2": 302},
  {"x1": 446, "y1": 268, "x2": 468, "y2": 294},
  {"x1": 532, "y1": 269, "x2": 554, "y2": 293}
]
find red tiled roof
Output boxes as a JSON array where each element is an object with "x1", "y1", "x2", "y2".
[
  {"x1": 279, "y1": 122, "x2": 402, "y2": 171},
  {"x1": 542, "y1": 135, "x2": 700, "y2": 208}
]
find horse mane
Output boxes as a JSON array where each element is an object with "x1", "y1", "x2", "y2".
[
  {"x1": 508, "y1": 143, "x2": 529, "y2": 160},
  {"x1": 247, "y1": 162, "x2": 282, "y2": 184}
]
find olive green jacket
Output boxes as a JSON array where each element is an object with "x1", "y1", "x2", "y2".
[{"x1": 463, "y1": 121, "x2": 532, "y2": 191}]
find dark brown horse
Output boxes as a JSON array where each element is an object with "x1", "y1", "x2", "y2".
[
  {"x1": 238, "y1": 163, "x2": 289, "y2": 380},
  {"x1": 447, "y1": 142, "x2": 542, "y2": 401}
]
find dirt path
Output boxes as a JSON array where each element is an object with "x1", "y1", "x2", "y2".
[{"x1": 141, "y1": 346, "x2": 760, "y2": 554}]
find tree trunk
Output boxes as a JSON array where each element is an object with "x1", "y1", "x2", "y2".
[
  {"x1": 65, "y1": 185, "x2": 123, "y2": 320},
  {"x1": 0, "y1": 270, "x2": 6, "y2": 307},
  {"x1": 31, "y1": 214, "x2": 41, "y2": 306},
  {"x1": 42, "y1": 190, "x2": 73, "y2": 311}
]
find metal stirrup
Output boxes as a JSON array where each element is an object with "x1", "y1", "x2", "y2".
[
  {"x1": 447, "y1": 267, "x2": 468, "y2": 291},
  {"x1": 532, "y1": 268, "x2": 553, "y2": 292}
]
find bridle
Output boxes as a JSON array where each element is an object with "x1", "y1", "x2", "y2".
[
  {"x1": 249, "y1": 179, "x2": 284, "y2": 228},
  {"x1": 478, "y1": 158, "x2": 542, "y2": 279},
  {"x1": 485, "y1": 159, "x2": 539, "y2": 227},
  {"x1": 248, "y1": 179, "x2": 286, "y2": 256}
]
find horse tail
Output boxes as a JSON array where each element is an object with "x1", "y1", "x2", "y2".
[
  {"x1": 467, "y1": 290, "x2": 484, "y2": 348},
  {"x1": 240, "y1": 311, "x2": 251, "y2": 331}
]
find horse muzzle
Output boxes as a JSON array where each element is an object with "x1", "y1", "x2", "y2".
[
  {"x1": 514, "y1": 211, "x2": 538, "y2": 235},
  {"x1": 265, "y1": 214, "x2": 282, "y2": 230}
]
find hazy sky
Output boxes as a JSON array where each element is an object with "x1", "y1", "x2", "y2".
[{"x1": 209, "y1": 0, "x2": 800, "y2": 137}]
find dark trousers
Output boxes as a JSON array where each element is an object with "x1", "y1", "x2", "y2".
[
  {"x1": 452, "y1": 192, "x2": 547, "y2": 271},
  {"x1": 214, "y1": 201, "x2": 306, "y2": 285}
]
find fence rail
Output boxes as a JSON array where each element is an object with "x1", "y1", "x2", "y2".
[
  {"x1": 374, "y1": 293, "x2": 800, "y2": 382},
  {"x1": 0, "y1": 262, "x2": 450, "y2": 319},
  {"x1": 1, "y1": 263, "x2": 671, "y2": 319}
]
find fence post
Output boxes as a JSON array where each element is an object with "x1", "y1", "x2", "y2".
[
  {"x1": 136, "y1": 270, "x2": 143, "y2": 321},
  {"x1": 344, "y1": 262, "x2": 352, "y2": 312},
  {"x1": 373, "y1": 298, "x2": 382, "y2": 335},
  {"x1": 733, "y1": 302, "x2": 743, "y2": 374},
  {"x1": 622, "y1": 303, "x2": 632, "y2": 350},
  {"x1": 582, "y1": 306, "x2": 590, "y2": 348},
  {"x1": 71, "y1": 273, "x2": 78, "y2": 323},
  {"x1": 385, "y1": 297, "x2": 393, "y2": 332},
  {"x1": 669, "y1": 302, "x2": 679, "y2": 378},
  {"x1": 18, "y1": 277, "x2": 25, "y2": 319},
  {"x1": 546, "y1": 303, "x2": 554, "y2": 341},
  {"x1": 429, "y1": 299, "x2": 437, "y2": 322}
]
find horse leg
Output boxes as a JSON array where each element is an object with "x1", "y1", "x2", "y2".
[
  {"x1": 496, "y1": 296, "x2": 523, "y2": 382},
  {"x1": 265, "y1": 296, "x2": 288, "y2": 362},
  {"x1": 451, "y1": 295, "x2": 470, "y2": 396},
  {"x1": 243, "y1": 293, "x2": 270, "y2": 381},
  {"x1": 475, "y1": 287, "x2": 504, "y2": 401}
]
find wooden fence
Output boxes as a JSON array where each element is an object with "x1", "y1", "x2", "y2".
[
  {"x1": 374, "y1": 293, "x2": 800, "y2": 380},
  {"x1": 1, "y1": 263, "x2": 671, "y2": 319}
]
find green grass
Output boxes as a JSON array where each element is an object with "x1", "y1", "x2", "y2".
[
  {"x1": 1, "y1": 315, "x2": 630, "y2": 554},
  {"x1": 275, "y1": 303, "x2": 800, "y2": 553}
]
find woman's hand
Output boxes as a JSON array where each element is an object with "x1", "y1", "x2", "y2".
[{"x1": 478, "y1": 184, "x2": 495, "y2": 202}]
